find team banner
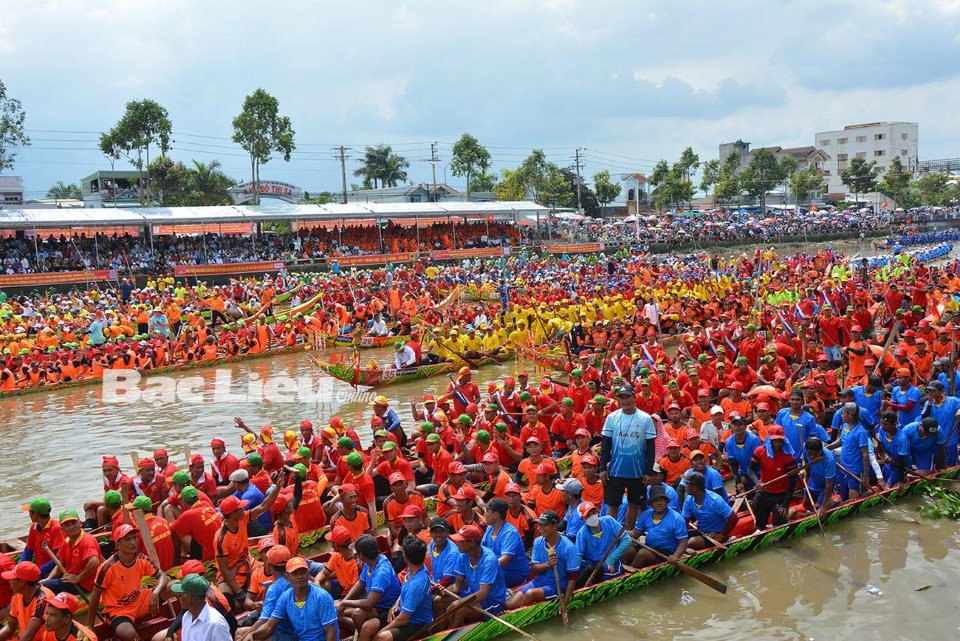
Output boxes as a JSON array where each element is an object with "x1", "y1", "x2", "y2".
[
  {"x1": 0, "y1": 269, "x2": 117, "y2": 287},
  {"x1": 173, "y1": 261, "x2": 285, "y2": 277},
  {"x1": 331, "y1": 252, "x2": 418, "y2": 267},
  {"x1": 432, "y1": 247, "x2": 505, "y2": 260},
  {"x1": 543, "y1": 242, "x2": 603, "y2": 254}
]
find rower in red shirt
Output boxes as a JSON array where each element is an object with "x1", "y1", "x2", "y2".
[{"x1": 748, "y1": 425, "x2": 798, "y2": 530}]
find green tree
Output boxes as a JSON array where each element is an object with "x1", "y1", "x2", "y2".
[
  {"x1": 46, "y1": 180, "x2": 82, "y2": 200},
  {"x1": 302, "y1": 191, "x2": 338, "y2": 204},
  {"x1": 99, "y1": 98, "x2": 171, "y2": 204},
  {"x1": 147, "y1": 155, "x2": 190, "y2": 206},
  {"x1": 0, "y1": 80, "x2": 30, "y2": 173},
  {"x1": 540, "y1": 166, "x2": 574, "y2": 209},
  {"x1": 676, "y1": 146, "x2": 700, "y2": 208},
  {"x1": 914, "y1": 172, "x2": 950, "y2": 205},
  {"x1": 450, "y1": 133, "x2": 491, "y2": 200},
  {"x1": 713, "y1": 152, "x2": 741, "y2": 205},
  {"x1": 840, "y1": 157, "x2": 880, "y2": 206},
  {"x1": 353, "y1": 144, "x2": 408, "y2": 189},
  {"x1": 187, "y1": 159, "x2": 235, "y2": 206},
  {"x1": 789, "y1": 165, "x2": 826, "y2": 205},
  {"x1": 877, "y1": 155, "x2": 913, "y2": 206},
  {"x1": 469, "y1": 168, "x2": 498, "y2": 193},
  {"x1": 494, "y1": 167, "x2": 527, "y2": 201},
  {"x1": 699, "y1": 159, "x2": 720, "y2": 198},
  {"x1": 741, "y1": 148, "x2": 784, "y2": 212},
  {"x1": 593, "y1": 170, "x2": 621, "y2": 210},
  {"x1": 380, "y1": 148, "x2": 410, "y2": 187},
  {"x1": 778, "y1": 156, "x2": 798, "y2": 205},
  {"x1": 232, "y1": 89, "x2": 295, "y2": 205}
]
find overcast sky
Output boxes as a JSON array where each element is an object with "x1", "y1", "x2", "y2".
[{"x1": 3, "y1": 0, "x2": 959, "y2": 199}]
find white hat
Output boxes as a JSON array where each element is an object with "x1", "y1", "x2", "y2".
[
  {"x1": 229, "y1": 469, "x2": 250, "y2": 482},
  {"x1": 710, "y1": 405, "x2": 724, "y2": 415}
]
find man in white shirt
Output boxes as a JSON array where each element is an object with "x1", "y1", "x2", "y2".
[
  {"x1": 369, "y1": 314, "x2": 388, "y2": 337},
  {"x1": 395, "y1": 342, "x2": 417, "y2": 370},
  {"x1": 173, "y1": 574, "x2": 232, "y2": 641}
]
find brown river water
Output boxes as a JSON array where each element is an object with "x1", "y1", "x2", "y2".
[{"x1": 3, "y1": 237, "x2": 959, "y2": 640}]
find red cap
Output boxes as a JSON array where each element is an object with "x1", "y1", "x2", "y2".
[
  {"x1": 102, "y1": 455, "x2": 119, "y2": 468},
  {"x1": 448, "y1": 461, "x2": 467, "y2": 474},
  {"x1": 271, "y1": 494, "x2": 291, "y2": 514},
  {"x1": 137, "y1": 457, "x2": 156, "y2": 470},
  {"x1": 582, "y1": 454, "x2": 599, "y2": 466},
  {"x1": 339, "y1": 483, "x2": 358, "y2": 496},
  {"x1": 505, "y1": 482, "x2": 522, "y2": 494},
  {"x1": 767, "y1": 425, "x2": 786, "y2": 440},
  {"x1": 112, "y1": 524, "x2": 137, "y2": 542},
  {"x1": 257, "y1": 537, "x2": 277, "y2": 553},
  {"x1": 180, "y1": 560, "x2": 206, "y2": 578},
  {"x1": 326, "y1": 526, "x2": 353, "y2": 546},
  {"x1": 729, "y1": 381, "x2": 744, "y2": 391},
  {"x1": 48, "y1": 592, "x2": 79, "y2": 614},
  {"x1": 388, "y1": 472, "x2": 407, "y2": 485},
  {"x1": 577, "y1": 501, "x2": 599, "y2": 518},
  {"x1": 1, "y1": 561, "x2": 40, "y2": 582},
  {"x1": 451, "y1": 524, "x2": 483, "y2": 543},
  {"x1": 210, "y1": 438, "x2": 225, "y2": 447},
  {"x1": 667, "y1": 403, "x2": 681, "y2": 411},
  {"x1": 452, "y1": 486, "x2": 478, "y2": 501},
  {"x1": 371, "y1": 417, "x2": 383, "y2": 426},
  {"x1": 286, "y1": 557, "x2": 309, "y2": 573},
  {"x1": 481, "y1": 451, "x2": 500, "y2": 464},
  {"x1": 666, "y1": 439, "x2": 680, "y2": 448},
  {"x1": 815, "y1": 354, "x2": 828, "y2": 362},
  {"x1": 850, "y1": 325, "x2": 863, "y2": 332},
  {"x1": 525, "y1": 436, "x2": 541, "y2": 445},
  {"x1": 266, "y1": 546, "x2": 292, "y2": 565},
  {"x1": 190, "y1": 454, "x2": 204, "y2": 465},
  {"x1": 756, "y1": 402, "x2": 770, "y2": 411},
  {"x1": 422, "y1": 394, "x2": 435, "y2": 402},
  {"x1": 504, "y1": 378, "x2": 516, "y2": 386},
  {"x1": 574, "y1": 428, "x2": 591, "y2": 438},
  {"x1": 903, "y1": 329, "x2": 916, "y2": 337},
  {"x1": 400, "y1": 505, "x2": 424, "y2": 519},
  {"x1": 300, "y1": 419, "x2": 313, "y2": 429},
  {"x1": 465, "y1": 403, "x2": 479, "y2": 414},
  {"x1": 219, "y1": 496, "x2": 249, "y2": 514},
  {"x1": 697, "y1": 389, "x2": 710, "y2": 398},
  {"x1": 153, "y1": 449, "x2": 168, "y2": 458},
  {"x1": 684, "y1": 428, "x2": 699, "y2": 440}
]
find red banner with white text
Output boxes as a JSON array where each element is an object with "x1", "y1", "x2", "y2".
[{"x1": 173, "y1": 261, "x2": 285, "y2": 277}]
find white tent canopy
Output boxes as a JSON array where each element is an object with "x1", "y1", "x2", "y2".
[{"x1": 0, "y1": 201, "x2": 548, "y2": 230}]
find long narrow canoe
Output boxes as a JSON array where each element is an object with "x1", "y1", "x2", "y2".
[
  {"x1": 313, "y1": 353, "x2": 516, "y2": 388},
  {"x1": 324, "y1": 333, "x2": 408, "y2": 349},
  {"x1": 418, "y1": 465, "x2": 960, "y2": 641},
  {"x1": 0, "y1": 343, "x2": 310, "y2": 400}
]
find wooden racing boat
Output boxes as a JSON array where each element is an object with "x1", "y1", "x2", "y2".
[
  {"x1": 324, "y1": 333, "x2": 408, "y2": 349},
  {"x1": 312, "y1": 353, "x2": 516, "y2": 388},
  {"x1": 416, "y1": 466, "x2": 960, "y2": 641}
]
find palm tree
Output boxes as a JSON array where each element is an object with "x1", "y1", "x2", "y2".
[
  {"x1": 189, "y1": 160, "x2": 235, "y2": 205},
  {"x1": 46, "y1": 180, "x2": 83, "y2": 200},
  {"x1": 354, "y1": 145, "x2": 389, "y2": 189},
  {"x1": 380, "y1": 150, "x2": 410, "y2": 187}
]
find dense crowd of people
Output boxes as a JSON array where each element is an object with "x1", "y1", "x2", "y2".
[{"x1": 2, "y1": 237, "x2": 960, "y2": 640}]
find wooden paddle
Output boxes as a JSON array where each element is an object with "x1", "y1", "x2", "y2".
[
  {"x1": 800, "y1": 473, "x2": 827, "y2": 538},
  {"x1": 552, "y1": 561, "x2": 569, "y2": 624},
  {"x1": 690, "y1": 528, "x2": 729, "y2": 551},
  {"x1": 421, "y1": 325, "x2": 480, "y2": 370},
  {"x1": 872, "y1": 321, "x2": 900, "y2": 376},
  {"x1": 732, "y1": 456, "x2": 821, "y2": 500},
  {"x1": 583, "y1": 524, "x2": 628, "y2": 587},
  {"x1": 129, "y1": 451, "x2": 141, "y2": 470},
  {"x1": 834, "y1": 461, "x2": 920, "y2": 524},
  {"x1": 629, "y1": 536, "x2": 728, "y2": 594},
  {"x1": 417, "y1": 593, "x2": 479, "y2": 635},
  {"x1": 433, "y1": 583, "x2": 544, "y2": 641}
]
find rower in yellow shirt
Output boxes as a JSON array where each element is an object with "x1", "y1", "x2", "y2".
[
  {"x1": 461, "y1": 327, "x2": 484, "y2": 358},
  {"x1": 507, "y1": 320, "x2": 530, "y2": 348}
]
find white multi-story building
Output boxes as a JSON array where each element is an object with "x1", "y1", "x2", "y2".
[{"x1": 814, "y1": 122, "x2": 918, "y2": 195}]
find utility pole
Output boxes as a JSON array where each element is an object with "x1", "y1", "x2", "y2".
[
  {"x1": 430, "y1": 142, "x2": 439, "y2": 202},
  {"x1": 574, "y1": 147, "x2": 584, "y2": 213},
  {"x1": 333, "y1": 146, "x2": 351, "y2": 204}
]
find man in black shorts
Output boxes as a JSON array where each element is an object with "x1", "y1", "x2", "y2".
[
  {"x1": 599, "y1": 385, "x2": 659, "y2": 533},
  {"x1": 370, "y1": 536, "x2": 433, "y2": 641}
]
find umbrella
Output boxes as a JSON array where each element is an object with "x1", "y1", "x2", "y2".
[{"x1": 746, "y1": 384, "x2": 781, "y2": 398}]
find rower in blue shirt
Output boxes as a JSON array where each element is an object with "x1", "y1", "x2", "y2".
[
  {"x1": 624, "y1": 485, "x2": 688, "y2": 569},
  {"x1": 506, "y1": 510, "x2": 581, "y2": 609},
  {"x1": 890, "y1": 370, "x2": 923, "y2": 428},
  {"x1": 919, "y1": 379, "x2": 960, "y2": 466},
  {"x1": 481, "y1": 499, "x2": 530, "y2": 588},
  {"x1": 339, "y1": 534, "x2": 402, "y2": 638},
  {"x1": 723, "y1": 415, "x2": 762, "y2": 492},
  {"x1": 876, "y1": 410, "x2": 911, "y2": 485},
  {"x1": 775, "y1": 390, "x2": 819, "y2": 462},
  {"x1": 681, "y1": 472, "x2": 737, "y2": 548},
  {"x1": 445, "y1": 524, "x2": 507, "y2": 626},
  {"x1": 253, "y1": 548, "x2": 295, "y2": 641},
  {"x1": 556, "y1": 478, "x2": 587, "y2": 540},
  {"x1": 575, "y1": 502, "x2": 632, "y2": 587},
  {"x1": 427, "y1": 517, "x2": 460, "y2": 586},
  {"x1": 904, "y1": 417, "x2": 946, "y2": 471},
  {"x1": 799, "y1": 437, "x2": 836, "y2": 518},
  {"x1": 835, "y1": 402, "x2": 871, "y2": 501},
  {"x1": 678, "y1": 451, "x2": 728, "y2": 504},
  {"x1": 264, "y1": 558, "x2": 339, "y2": 641},
  {"x1": 370, "y1": 536, "x2": 433, "y2": 641}
]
